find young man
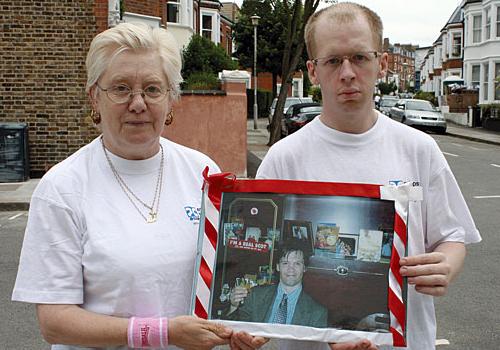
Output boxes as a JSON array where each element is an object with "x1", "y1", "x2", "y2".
[
  {"x1": 225, "y1": 239, "x2": 327, "y2": 328},
  {"x1": 257, "y1": 3, "x2": 481, "y2": 350}
]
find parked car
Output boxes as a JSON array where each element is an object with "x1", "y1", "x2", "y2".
[
  {"x1": 389, "y1": 99, "x2": 447, "y2": 134},
  {"x1": 281, "y1": 102, "x2": 322, "y2": 137},
  {"x1": 269, "y1": 96, "x2": 314, "y2": 120},
  {"x1": 377, "y1": 96, "x2": 398, "y2": 116}
]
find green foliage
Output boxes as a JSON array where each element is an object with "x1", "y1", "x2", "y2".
[
  {"x1": 232, "y1": 0, "x2": 287, "y2": 78},
  {"x1": 414, "y1": 91, "x2": 438, "y2": 106},
  {"x1": 247, "y1": 89, "x2": 274, "y2": 117},
  {"x1": 184, "y1": 72, "x2": 220, "y2": 90},
  {"x1": 303, "y1": 70, "x2": 311, "y2": 97},
  {"x1": 480, "y1": 103, "x2": 500, "y2": 119},
  {"x1": 377, "y1": 81, "x2": 397, "y2": 95},
  {"x1": 310, "y1": 86, "x2": 322, "y2": 103},
  {"x1": 182, "y1": 35, "x2": 237, "y2": 81}
]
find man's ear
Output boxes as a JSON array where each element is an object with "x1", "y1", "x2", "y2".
[
  {"x1": 276, "y1": 264, "x2": 280, "y2": 273},
  {"x1": 378, "y1": 52, "x2": 389, "y2": 79},
  {"x1": 307, "y1": 60, "x2": 320, "y2": 86}
]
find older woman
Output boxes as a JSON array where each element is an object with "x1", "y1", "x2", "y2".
[{"x1": 12, "y1": 23, "x2": 265, "y2": 350}]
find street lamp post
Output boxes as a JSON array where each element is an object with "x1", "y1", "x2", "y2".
[
  {"x1": 402, "y1": 62, "x2": 408, "y2": 93},
  {"x1": 251, "y1": 15, "x2": 260, "y2": 130}
]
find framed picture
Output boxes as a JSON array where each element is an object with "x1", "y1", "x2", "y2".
[
  {"x1": 381, "y1": 232, "x2": 394, "y2": 260},
  {"x1": 315, "y1": 223, "x2": 340, "y2": 251},
  {"x1": 192, "y1": 169, "x2": 422, "y2": 347},
  {"x1": 223, "y1": 222, "x2": 244, "y2": 244},
  {"x1": 245, "y1": 227, "x2": 262, "y2": 242},
  {"x1": 357, "y1": 229, "x2": 384, "y2": 262},
  {"x1": 336, "y1": 234, "x2": 358, "y2": 257},
  {"x1": 283, "y1": 219, "x2": 314, "y2": 255}
]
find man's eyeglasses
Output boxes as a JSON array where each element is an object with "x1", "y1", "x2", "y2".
[
  {"x1": 96, "y1": 83, "x2": 171, "y2": 104},
  {"x1": 312, "y1": 51, "x2": 381, "y2": 71}
]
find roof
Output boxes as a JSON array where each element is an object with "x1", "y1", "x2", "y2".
[
  {"x1": 447, "y1": 6, "x2": 462, "y2": 25},
  {"x1": 461, "y1": 0, "x2": 482, "y2": 8}
]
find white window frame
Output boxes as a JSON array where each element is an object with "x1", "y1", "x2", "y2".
[
  {"x1": 496, "y1": 6, "x2": 500, "y2": 37},
  {"x1": 166, "y1": 0, "x2": 181, "y2": 24},
  {"x1": 483, "y1": 63, "x2": 489, "y2": 101},
  {"x1": 200, "y1": 10, "x2": 220, "y2": 44},
  {"x1": 451, "y1": 32, "x2": 462, "y2": 58},
  {"x1": 485, "y1": 7, "x2": 491, "y2": 40},
  {"x1": 473, "y1": 14, "x2": 482, "y2": 43},
  {"x1": 495, "y1": 62, "x2": 500, "y2": 101},
  {"x1": 471, "y1": 64, "x2": 480, "y2": 89}
]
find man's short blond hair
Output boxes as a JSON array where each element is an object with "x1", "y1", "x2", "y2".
[
  {"x1": 305, "y1": 2, "x2": 383, "y2": 59},
  {"x1": 85, "y1": 22, "x2": 183, "y2": 101}
]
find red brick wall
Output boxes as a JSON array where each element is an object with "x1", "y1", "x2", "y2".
[
  {"x1": 220, "y1": 20, "x2": 232, "y2": 54},
  {"x1": 0, "y1": 1, "x2": 107, "y2": 176},
  {"x1": 162, "y1": 82, "x2": 247, "y2": 176},
  {"x1": 124, "y1": 0, "x2": 161, "y2": 18}
]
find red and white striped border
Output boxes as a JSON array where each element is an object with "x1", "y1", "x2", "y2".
[{"x1": 194, "y1": 174, "x2": 421, "y2": 348}]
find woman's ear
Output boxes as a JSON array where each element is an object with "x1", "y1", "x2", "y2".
[{"x1": 88, "y1": 85, "x2": 99, "y2": 111}]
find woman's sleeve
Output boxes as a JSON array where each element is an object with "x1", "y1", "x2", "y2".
[{"x1": 12, "y1": 191, "x2": 84, "y2": 304}]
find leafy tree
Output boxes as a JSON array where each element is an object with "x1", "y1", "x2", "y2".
[
  {"x1": 232, "y1": 0, "x2": 287, "y2": 97},
  {"x1": 378, "y1": 81, "x2": 397, "y2": 95},
  {"x1": 267, "y1": 0, "x2": 330, "y2": 145},
  {"x1": 182, "y1": 35, "x2": 237, "y2": 82},
  {"x1": 310, "y1": 86, "x2": 322, "y2": 103}
]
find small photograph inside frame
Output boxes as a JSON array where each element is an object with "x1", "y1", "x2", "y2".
[{"x1": 209, "y1": 191, "x2": 398, "y2": 334}]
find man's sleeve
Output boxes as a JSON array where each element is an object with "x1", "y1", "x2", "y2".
[
  {"x1": 425, "y1": 165, "x2": 481, "y2": 250},
  {"x1": 256, "y1": 148, "x2": 281, "y2": 179},
  {"x1": 222, "y1": 289, "x2": 256, "y2": 322}
]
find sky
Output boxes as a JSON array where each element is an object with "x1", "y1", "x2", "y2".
[{"x1": 232, "y1": 0, "x2": 463, "y2": 48}]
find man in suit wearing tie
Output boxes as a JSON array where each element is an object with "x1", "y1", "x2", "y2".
[{"x1": 225, "y1": 239, "x2": 327, "y2": 328}]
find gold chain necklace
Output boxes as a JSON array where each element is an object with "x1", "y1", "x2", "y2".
[{"x1": 101, "y1": 137, "x2": 164, "y2": 223}]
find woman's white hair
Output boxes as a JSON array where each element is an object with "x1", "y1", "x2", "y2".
[{"x1": 85, "y1": 22, "x2": 183, "y2": 100}]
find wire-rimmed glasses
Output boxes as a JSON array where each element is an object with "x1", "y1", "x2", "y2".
[
  {"x1": 312, "y1": 51, "x2": 381, "y2": 71},
  {"x1": 96, "y1": 83, "x2": 171, "y2": 104}
]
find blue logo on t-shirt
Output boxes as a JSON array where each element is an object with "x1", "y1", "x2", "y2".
[{"x1": 184, "y1": 206, "x2": 201, "y2": 222}]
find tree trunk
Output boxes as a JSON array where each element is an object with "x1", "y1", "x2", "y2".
[{"x1": 268, "y1": 0, "x2": 322, "y2": 146}]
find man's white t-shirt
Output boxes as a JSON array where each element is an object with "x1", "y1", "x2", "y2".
[
  {"x1": 257, "y1": 113, "x2": 481, "y2": 350},
  {"x1": 12, "y1": 137, "x2": 219, "y2": 350}
]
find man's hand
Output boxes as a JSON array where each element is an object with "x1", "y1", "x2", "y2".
[
  {"x1": 230, "y1": 331, "x2": 269, "y2": 350},
  {"x1": 168, "y1": 315, "x2": 232, "y2": 350},
  {"x1": 329, "y1": 339, "x2": 378, "y2": 350},
  {"x1": 399, "y1": 242, "x2": 466, "y2": 297},
  {"x1": 228, "y1": 286, "x2": 249, "y2": 314}
]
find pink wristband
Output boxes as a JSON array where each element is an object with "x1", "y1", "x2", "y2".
[{"x1": 127, "y1": 317, "x2": 168, "y2": 348}]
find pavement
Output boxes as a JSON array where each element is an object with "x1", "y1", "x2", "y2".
[{"x1": 1, "y1": 118, "x2": 499, "y2": 211}]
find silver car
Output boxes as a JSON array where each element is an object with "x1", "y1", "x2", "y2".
[
  {"x1": 269, "y1": 97, "x2": 314, "y2": 120},
  {"x1": 377, "y1": 96, "x2": 398, "y2": 116},
  {"x1": 389, "y1": 99, "x2": 447, "y2": 134}
]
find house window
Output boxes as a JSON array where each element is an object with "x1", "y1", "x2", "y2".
[
  {"x1": 166, "y1": 0, "x2": 180, "y2": 23},
  {"x1": 471, "y1": 65, "x2": 480, "y2": 89},
  {"x1": 202, "y1": 14, "x2": 213, "y2": 40},
  {"x1": 473, "y1": 15, "x2": 482, "y2": 43},
  {"x1": 483, "y1": 63, "x2": 489, "y2": 101},
  {"x1": 497, "y1": 6, "x2": 500, "y2": 37},
  {"x1": 495, "y1": 63, "x2": 500, "y2": 100},
  {"x1": 293, "y1": 80, "x2": 300, "y2": 97},
  {"x1": 485, "y1": 8, "x2": 491, "y2": 39},
  {"x1": 452, "y1": 33, "x2": 461, "y2": 57}
]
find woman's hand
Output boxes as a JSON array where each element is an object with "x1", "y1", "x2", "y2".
[
  {"x1": 168, "y1": 315, "x2": 232, "y2": 350},
  {"x1": 230, "y1": 331, "x2": 269, "y2": 350},
  {"x1": 329, "y1": 339, "x2": 378, "y2": 350}
]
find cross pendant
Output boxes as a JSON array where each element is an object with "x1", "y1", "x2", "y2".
[{"x1": 147, "y1": 211, "x2": 157, "y2": 223}]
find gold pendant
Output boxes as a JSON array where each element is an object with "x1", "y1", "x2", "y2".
[{"x1": 147, "y1": 211, "x2": 157, "y2": 223}]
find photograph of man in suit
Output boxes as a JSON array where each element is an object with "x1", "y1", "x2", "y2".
[{"x1": 224, "y1": 238, "x2": 327, "y2": 328}]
